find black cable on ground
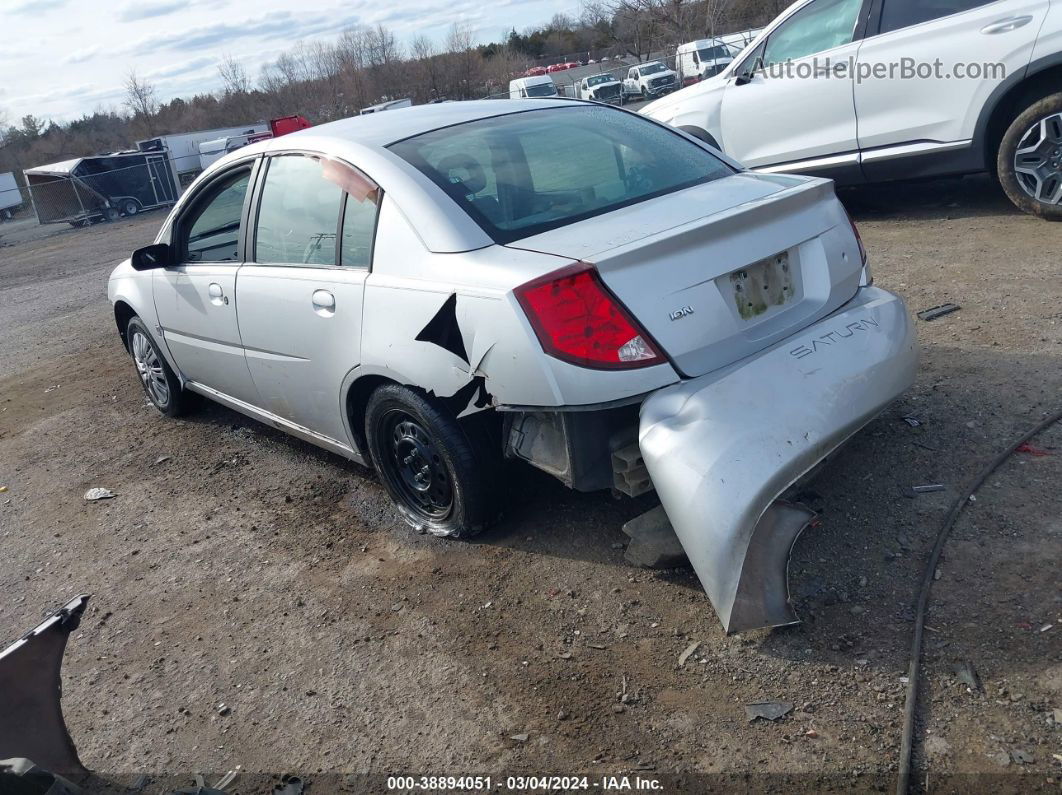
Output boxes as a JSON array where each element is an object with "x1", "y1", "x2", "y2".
[{"x1": 896, "y1": 407, "x2": 1062, "y2": 794}]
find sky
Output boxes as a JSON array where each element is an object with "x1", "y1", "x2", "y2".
[{"x1": 0, "y1": 0, "x2": 574, "y2": 125}]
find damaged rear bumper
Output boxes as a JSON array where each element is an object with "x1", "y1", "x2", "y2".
[{"x1": 639, "y1": 286, "x2": 917, "y2": 633}]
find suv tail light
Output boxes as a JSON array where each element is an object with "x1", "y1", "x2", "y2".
[{"x1": 515, "y1": 263, "x2": 666, "y2": 370}]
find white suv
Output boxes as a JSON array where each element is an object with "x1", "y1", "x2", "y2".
[{"x1": 641, "y1": 0, "x2": 1062, "y2": 220}]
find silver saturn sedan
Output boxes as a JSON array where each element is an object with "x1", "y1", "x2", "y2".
[{"x1": 109, "y1": 100, "x2": 917, "y2": 633}]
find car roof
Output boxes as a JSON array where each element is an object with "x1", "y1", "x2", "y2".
[{"x1": 269, "y1": 99, "x2": 574, "y2": 149}]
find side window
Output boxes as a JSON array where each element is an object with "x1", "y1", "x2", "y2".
[
  {"x1": 339, "y1": 172, "x2": 381, "y2": 269},
  {"x1": 761, "y1": 0, "x2": 864, "y2": 66},
  {"x1": 255, "y1": 155, "x2": 343, "y2": 266},
  {"x1": 880, "y1": 0, "x2": 995, "y2": 34},
  {"x1": 182, "y1": 169, "x2": 250, "y2": 263}
]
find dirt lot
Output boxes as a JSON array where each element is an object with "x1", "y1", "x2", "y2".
[{"x1": 1, "y1": 176, "x2": 1060, "y2": 793}]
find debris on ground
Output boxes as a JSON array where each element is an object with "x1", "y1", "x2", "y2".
[
  {"x1": 913, "y1": 484, "x2": 945, "y2": 493},
  {"x1": 1010, "y1": 749, "x2": 1034, "y2": 765},
  {"x1": 509, "y1": 733, "x2": 529, "y2": 743},
  {"x1": 745, "y1": 701, "x2": 794, "y2": 722},
  {"x1": 952, "y1": 660, "x2": 982, "y2": 693},
  {"x1": 678, "y1": 641, "x2": 701, "y2": 667},
  {"x1": 902, "y1": 416, "x2": 922, "y2": 427},
  {"x1": 83, "y1": 488, "x2": 116, "y2": 501},
  {"x1": 216, "y1": 703, "x2": 231, "y2": 716},
  {"x1": 154, "y1": 455, "x2": 171, "y2": 465},
  {"x1": 917, "y1": 303, "x2": 961, "y2": 321},
  {"x1": 1015, "y1": 442, "x2": 1051, "y2": 456}
]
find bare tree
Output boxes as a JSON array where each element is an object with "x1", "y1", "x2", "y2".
[
  {"x1": 218, "y1": 54, "x2": 250, "y2": 96},
  {"x1": 410, "y1": 36, "x2": 443, "y2": 101},
  {"x1": 123, "y1": 69, "x2": 159, "y2": 131}
]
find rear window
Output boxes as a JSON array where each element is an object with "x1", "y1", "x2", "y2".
[{"x1": 389, "y1": 106, "x2": 734, "y2": 244}]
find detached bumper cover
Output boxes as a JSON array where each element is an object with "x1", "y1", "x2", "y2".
[{"x1": 639, "y1": 287, "x2": 917, "y2": 633}]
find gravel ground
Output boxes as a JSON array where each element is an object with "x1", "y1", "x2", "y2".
[{"x1": 0, "y1": 176, "x2": 1060, "y2": 794}]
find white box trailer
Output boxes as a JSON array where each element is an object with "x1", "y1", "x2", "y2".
[
  {"x1": 0, "y1": 171, "x2": 22, "y2": 220},
  {"x1": 137, "y1": 123, "x2": 269, "y2": 184}
]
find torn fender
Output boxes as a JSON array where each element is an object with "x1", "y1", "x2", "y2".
[
  {"x1": 0, "y1": 595, "x2": 90, "y2": 776},
  {"x1": 639, "y1": 287, "x2": 917, "y2": 633}
]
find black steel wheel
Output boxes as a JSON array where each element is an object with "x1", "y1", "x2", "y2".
[{"x1": 365, "y1": 384, "x2": 499, "y2": 538}]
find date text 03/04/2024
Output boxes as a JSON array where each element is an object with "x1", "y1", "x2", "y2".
[{"x1": 386, "y1": 775, "x2": 664, "y2": 791}]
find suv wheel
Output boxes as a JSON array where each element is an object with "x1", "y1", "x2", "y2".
[
  {"x1": 998, "y1": 92, "x2": 1062, "y2": 221},
  {"x1": 365, "y1": 384, "x2": 498, "y2": 539},
  {"x1": 126, "y1": 317, "x2": 192, "y2": 417}
]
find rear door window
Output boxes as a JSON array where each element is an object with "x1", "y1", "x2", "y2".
[
  {"x1": 879, "y1": 0, "x2": 996, "y2": 34},
  {"x1": 254, "y1": 155, "x2": 343, "y2": 266}
]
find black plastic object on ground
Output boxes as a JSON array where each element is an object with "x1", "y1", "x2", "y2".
[
  {"x1": 916, "y1": 303, "x2": 961, "y2": 322},
  {"x1": 0, "y1": 595, "x2": 90, "y2": 777}
]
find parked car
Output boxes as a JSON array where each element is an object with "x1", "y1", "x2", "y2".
[
  {"x1": 564, "y1": 61, "x2": 582, "y2": 70},
  {"x1": 675, "y1": 39, "x2": 735, "y2": 85},
  {"x1": 525, "y1": 66, "x2": 547, "y2": 77},
  {"x1": 108, "y1": 100, "x2": 916, "y2": 633},
  {"x1": 642, "y1": 0, "x2": 1062, "y2": 220},
  {"x1": 574, "y1": 73, "x2": 623, "y2": 104},
  {"x1": 509, "y1": 75, "x2": 559, "y2": 99},
  {"x1": 546, "y1": 63, "x2": 567, "y2": 73},
  {"x1": 622, "y1": 61, "x2": 679, "y2": 100}
]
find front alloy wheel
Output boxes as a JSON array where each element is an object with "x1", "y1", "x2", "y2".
[{"x1": 131, "y1": 328, "x2": 170, "y2": 409}]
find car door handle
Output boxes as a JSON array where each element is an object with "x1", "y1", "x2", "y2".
[
  {"x1": 207, "y1": 282, "x2": 228, "y2": 306},
  {"x1": 981, "y1": 15, "x2": 1033, "y2": 34},
  {"x1": 312, "y1": 289, "x2": 335, "y2": 316}
]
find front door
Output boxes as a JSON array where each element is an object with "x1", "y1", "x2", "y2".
[
  {"x1": 152, "y1": 162, "x2": 260, "y2": 405},
  {"x1": 235, "y1": 153, "x2": 380, "y2": 444},
  {"x1": 719, "y1": 0, "x2": 870, "y2": 171}
]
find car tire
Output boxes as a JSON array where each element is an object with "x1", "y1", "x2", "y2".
[
  {"x1": 125, "y1": 317, "x2": 191, "y2": 417},
  {"x1": 997, "y1": 91, "x2": 1062, "y2": 221},
  {"x1": 121, "y1": 198, "x2": 141, "y2": 216},
  {"x1": 365, "y1": 384, "x2": 499, "y2": 539}
]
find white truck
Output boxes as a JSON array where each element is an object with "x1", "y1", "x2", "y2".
[
  {"x1": 574, "y1": 73, "x2": 623, "y2": 104},
  {"x1": 0, "y1": 171, "x2": 22, "y2": 220},
  {"x1": 137, "y1": 124, "x2": 269, "y2": 185},
  {"x1": 622, "y1": 61, "x2": 679, "y2": 100},
  {"x1": 360, "y1": 98, "x2": 413, "y2": 115},
  {"x1": 509, "y1": 75, "x2": 559, "y2": 99},
  {"x1": 675, "y1": 39, "x2": 735, "y2": 85}
]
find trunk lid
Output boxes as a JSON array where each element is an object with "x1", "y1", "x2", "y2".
[{"x1": 507, "y1": 173, "x2": 863, "y2": 378}]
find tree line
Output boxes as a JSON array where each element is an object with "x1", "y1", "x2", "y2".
[{"x1": 0, "y1": 0, "x2": 787, "y2": 181}]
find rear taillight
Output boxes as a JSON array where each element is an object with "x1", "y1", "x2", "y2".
[
  {"x1": 844, "y1": 207, "x2": 868, "y2": 266},
  {"x1": 515, "y1": 263, "x2": 665, "y2": 370}
]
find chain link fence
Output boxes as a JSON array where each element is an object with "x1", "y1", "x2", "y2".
[{"x1": 1, "y1": 154, "x2": 182, "y2": 231}]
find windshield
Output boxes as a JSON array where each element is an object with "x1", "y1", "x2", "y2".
[
  {"x1": 697, "y1": 46, "x2": 731, "y2": 61},
  {"x1": 389, "y1": 106, "x2": 734, "y2": 244},
  {"x1": 640, "y1": 63, "x2": 667, "y2": 75},
  {"x1": 586, "y1": 75, "x2": 613, "y2": 87},
  {"x1": 524, "y1": 82, "x2": 557, "y2": 97}
]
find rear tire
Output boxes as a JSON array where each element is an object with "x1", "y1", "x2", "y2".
[
  {"x1": 125, "y1": 317, "x2": 191, "y2": 417},
  {"x1": 997, "y1": 91, "x2": 1062, "y2": 221},
  {"x1": 365, "y1": 384, "x2": 499, "y2": 539}
]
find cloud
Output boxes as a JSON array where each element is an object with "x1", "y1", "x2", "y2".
[
  {"x1": 8, "y1": 0, "x2": 67, "y2": 11},
  {"x1": 64, "y1": 46, "x2": 101, "y2": 65},
  {"x1": 118, "y1": 0, "x2": 186, "y2": 22},
  {"x1": 126, "y1": 9, "x2": 364, "y2": 53},
  {"x1": 145, "y1": 56, "x2": 216, "y2": 80}
]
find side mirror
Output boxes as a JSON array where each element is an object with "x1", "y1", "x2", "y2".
[{"x1": 131, "y1": 243, "x2": 172, "y2": 271}]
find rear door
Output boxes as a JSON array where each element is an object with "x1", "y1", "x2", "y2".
[
  {"x1": 235, "y1": 152, "x2": 380, "y2": 444},
  {"x1": 719, "y1": 0, "x2": 871, "y2": 171},
  {"x1": 855, "y1": 0, "x2": 1048, "y2": 162},
  {"x1": 153, "y1": 161, "x2": 260, "y2": 404}
]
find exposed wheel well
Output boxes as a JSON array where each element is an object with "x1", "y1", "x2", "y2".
[
  {"x1": 114, "y1": 301, "x2": 137, "y2": 350},
  {"x1": 345, "y1": 374, "x2": 397, "y2": 459},
  {"x1": 983, "y1": 65, "x2": 1062, "y2": 172}
]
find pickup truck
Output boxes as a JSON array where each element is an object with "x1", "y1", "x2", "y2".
[
  {"x1": 622, "y1": 61, "x2": 679, "y2": 100},
  {"x1": 575, "y1": 73, "x2": 623, "y2": 104}
]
